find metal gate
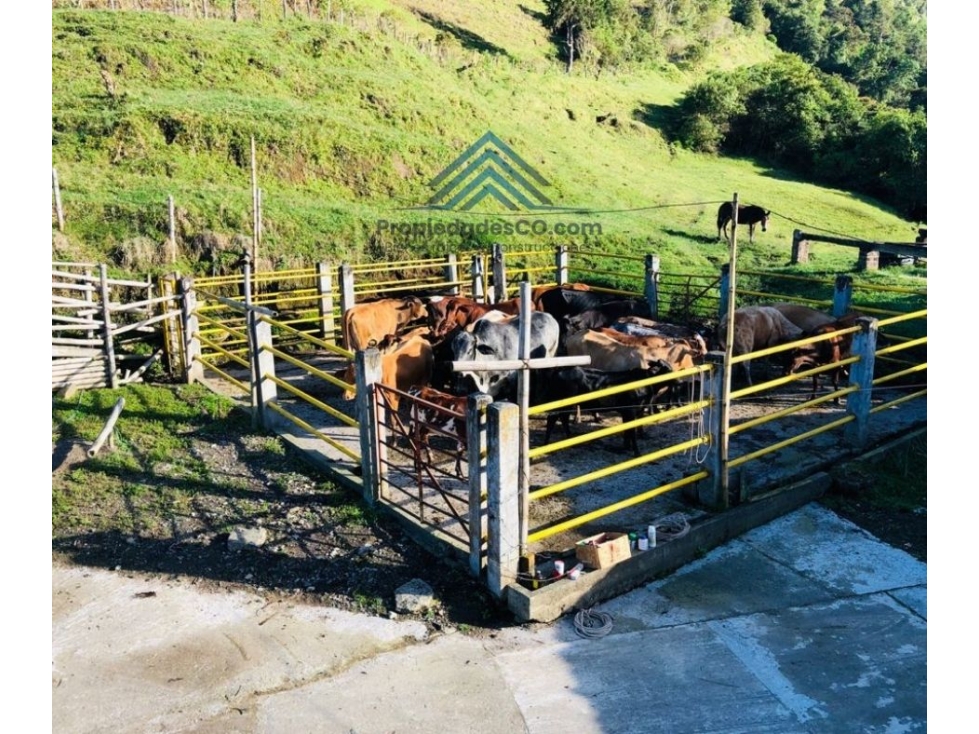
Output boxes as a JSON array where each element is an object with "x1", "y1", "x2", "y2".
[{"x1": 374, "y1": 384, "x2": 484, "y2": 552}]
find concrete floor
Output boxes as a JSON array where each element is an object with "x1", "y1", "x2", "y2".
[{"x1": 52, "y1": 502, "x2": 927, "y2": 734}]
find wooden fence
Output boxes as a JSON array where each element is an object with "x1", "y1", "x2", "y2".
[
  {"x1": 791, "y1": 230, "x2": 927, "y2": 271},
  {"x1": 52, "y1": 262, "x2": 180, "y2": 391}
]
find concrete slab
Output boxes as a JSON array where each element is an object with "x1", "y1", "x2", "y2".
[
  {"x1": 740, "y1": 504, "x2": 927, "y2": 595},
  {"x1": 708, "y1": 595, "x2": 926, "y2": 733},
  {"x1": 52, "y1": 501, "x2": 928, "y2": 733},
  {"x1": 596, "y1": 539, "x2": 838, "y2": 629},
  {"x1": 258, "y1": 633, "x2": 526, "y2": 734},
  {"x1": 495, "y1": 625, "x2": 805, "y2": 734}
]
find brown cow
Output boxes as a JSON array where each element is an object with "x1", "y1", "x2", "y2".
[
  {"x1": 786, "y1": 314, "x2": 864, "y2": 401},
  {"x1": 340, "y1": 328, "x2": 434, "y2": 415},
  {"x1": 426, "y1": 295, "x2": 529, "y2": 338},
  {"x1": 566, "y1": 329, "x2": 702, "y2": 373},
  {"x1": 718, "y1": 306, "x2": 803, "y2": 386},
  {"x1": 405, "y1": 386, "x2": 468, "y2": 475},
  {"x1": 342, "y1": 297, "x2": 428, "y2": 352}
]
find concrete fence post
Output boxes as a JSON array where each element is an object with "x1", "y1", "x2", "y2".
[
  {"x1": 555, "y1": 245, "x2": 569, "y2": 286},
  {"x1": 316, "y1": 261, "x2": 336, "y2": 342},
  {"x1": 844, "y1": 317, "x2": 879, "y2": 448},
  {"x1": 791, "y1": 230, "x2": 809, "y2": 265},
  {"x1": 250, "y1": 315, "x2": 279, "y2": 430},
  {"x1": 467, "y1": 393, "x2": 493, "y2": 578},
  {"x1": 832, "y1": 275, "x2": 854, "y2": 317},
  {"x1": 471, "y1": 255, "x2": 486, "y2": 302},
  {"x1": 644, "y1": 253, "x2": 660, "y2": 319},
  {"x1": 339, "y1": 263, "x2": 355, "y2": 346},
  {"x1": 486, "y1": 402, "x2": 520, "y2": 600},
  {"x1": 178, "y1": 276, "x2": 204, "y2": 384},
  {"x1": 355, "y1": 347, "x2": 386, "y2": 505},
  {"x1": 492, "y1": 243, "x2": 507, "y2": 304},
  {"x1": 444, "y1": 253, "x2": 460, "y2": 295},
  {"x1": 703, "y1": 354, "x2": 729, "y2": 510}
]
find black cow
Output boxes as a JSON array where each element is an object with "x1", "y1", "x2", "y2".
[
  {"x1": 717, "y1": 202, "x2": 770, "y2": 243},
  {"x1": 536, "y1": 287, "x2": 629, "y2": 349},
  {"x1": 564, "y1": 299, "x2": 653, "y2": 335},
  {"x1": 541, "y1": 362, "x2": 674, "y2": 456}
]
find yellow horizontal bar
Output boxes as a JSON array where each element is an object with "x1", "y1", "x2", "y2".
[
  {"x1": 531, "y1": 435, "x2": 708, "y2": 498},
  {"x1": 259, "y1": 315, "x2": 353, "y2": 358},
  {"x1": 528, "y1": 470, "x2": 708, "y2": 543},
  {"x1": 876, "y1": 336, "x2": 926, "y2": 357},
  {"x1": 528, "y1": 368, "x2": 703, "y2": 416},
  {"x1": 878, "y1": 307, "x2": 927, "y2": 328},
  {"x1": 870, "y1": 388, "x2": 927, "y2": 413},
  {"x1": 571, "y1": 250, "x2": 646, "y2": 263},
  {"x1": 264, "y1": 345, "x2": 353, "y2": 392},
  {"x1": 873, "y1": 362, "x2": 927, "y2": 386},
  {"x1": 195, "y1": 312, "x2": 248, "y2": 341},
  {"x1": 197, "y1": 358, "x2": 249, "y2": 392},
  {"x1": 730, "y1": 385, "x2": 856, "y2": 435},
  {"x1": 530, "y1": 400, "x2": 708, "y2": 459},
  {"x1": 265, "y1": 373, "x2": 358, "y2": 427},
  {"x1": 265, "y1": 402, "x2": 360, "y2": 461},
  {"x1": 729, "y1": 414, "x2": 853, "y2": 469},
  {"x1": 197, "y1": 333, "x2": 251, "y2": 368}
]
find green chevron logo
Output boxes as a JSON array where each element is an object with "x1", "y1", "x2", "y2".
[{"x1": 425, "y1": 131, "x2": 558, "y2": 211}]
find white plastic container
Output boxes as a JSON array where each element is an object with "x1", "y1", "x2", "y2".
[{"x1": 647, "y1": 525, "x2": 657, "y2": 548}]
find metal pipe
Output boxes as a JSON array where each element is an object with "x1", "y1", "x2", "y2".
[{"x1": 87, "y1": 398, "x2": 125, "y2": 458}]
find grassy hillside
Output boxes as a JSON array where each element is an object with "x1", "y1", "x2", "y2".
[{"x1": 51, "y1": 4, "x2": 923, "y2": 281}]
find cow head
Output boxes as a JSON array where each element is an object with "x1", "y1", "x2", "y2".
[{"x1": 399, "y1": 296, "x2": 429, "y2": 325}]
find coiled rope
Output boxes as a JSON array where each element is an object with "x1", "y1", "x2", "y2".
[{"x1": 574, "y1": 608, "x2": 614, "y2": 639}]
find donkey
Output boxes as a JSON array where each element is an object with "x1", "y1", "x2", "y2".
[{"x1": 717, "y1": 202, "x2": 770, "y2": 243}]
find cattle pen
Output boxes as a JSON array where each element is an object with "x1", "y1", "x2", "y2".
[{"x1": 58, "y1": 245, "x2": 926, "y2": 621}]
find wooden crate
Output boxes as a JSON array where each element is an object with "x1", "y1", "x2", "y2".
[{"x1": 575, "y1": 532, "x2": 631, "y2": 569}]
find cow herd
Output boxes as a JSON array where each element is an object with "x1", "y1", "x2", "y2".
[{"x1": 333, "y1": 285, "x2": 862, "y2": 466}]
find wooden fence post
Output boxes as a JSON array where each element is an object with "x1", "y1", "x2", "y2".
[
  {"x1": 160, "y1": 273, "x2": 183, "y2": 377},
  {"x1": 486, "y1": 402, "x2": 520, "y2": 600},
  {"x1": 644, "y1": 253, "x2": 660, "y2": 319},
  {"x1": 844, "y1": 317, "x2": 879, "y2": 448},
  {"x1": 554, "y1": 245, "x2": 568, "y2": 285},
  {"x1": 471, "y1": 255, "x2": 485, "y2": 303},
  {"x1": 833, "y1": 275, "x2": 853, "y2": 317},
  {"x1": 718, "y1": 263, "x2": 730, "y2": 320},
  {"x1": 316, "y1": 262, "x2": 336, "y2": 342},
  {"x1": 791, "y1": 230, "x2": 809, "y2": 265},
  {"x1": 167, "y1": 194, "x2": 177, "y2": 264},
  {"x1": 98, "y1": 264, "x2": 118, "y2": 389},
  {"x1": 467, "y1": 393, "x2": 492, "y2": 578},
  {"x1": 356, "y1": 348, "x2": 386, "y2": 505},
  {"x1": 444, "y1": 253, "x2": 460, "y2": 295},
  {"x1": 52, "y1": 167, "x2": 65, "y2": 232},
  {"x1": 492, "y1": 243, "x2": 507, "y2": 304},
  {"x1": 178, "y1": 276, "x2": 204, "y2": 383},
  {"x1": 339, "y1": 263, "x2": 355, "y2": 345}
]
